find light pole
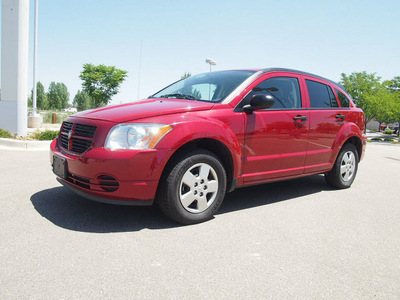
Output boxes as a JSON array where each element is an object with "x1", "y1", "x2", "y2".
[
  {"x1": 28, "y1": 0, "x2": 41, "y2": 129},
  {"x1": 205, "y1": 58, "x2": 216, "y2": 72}
]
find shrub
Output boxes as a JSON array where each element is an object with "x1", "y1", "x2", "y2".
[
  {"x1": 58, "y1": 112, "x2": 73, "y2": 123},
  {"x1": 384, "y1": 128, "x2": 394, "y2": 134},
  {"x1": 33, "y1": 130, "x2": 59, "y2": 140},
  {"x1": 384, "y1": 137, "x2": 394, "y2": 142},
  {"x1": 0, "y1": 128, "x2": 13, "y2": 138},
  {"x1": 371, "y1": 137, "x2": 382, "y2": 141},
  {"x1": 42, "y1": 112, "x2": 53, "y2": 124},
  {"x1": 41, "y1": 112, "x2": 73, "y2": 124}
]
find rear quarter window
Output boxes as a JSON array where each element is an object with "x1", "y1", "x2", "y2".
[{"x1": 335, "y1": 89, "x2": 350, "y2": 108}]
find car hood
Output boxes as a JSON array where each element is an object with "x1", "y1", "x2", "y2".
[{"x1": 71, "y1": 99, "x2": 214, "y2": 123}]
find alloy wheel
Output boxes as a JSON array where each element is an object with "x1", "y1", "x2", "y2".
[{"x1": 179, "y1": 163, "x2": 219, "y2": 213}]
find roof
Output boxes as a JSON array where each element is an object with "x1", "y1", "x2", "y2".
[{"x1": 259, "y1": 68, "x2": 347, "y2": 92}]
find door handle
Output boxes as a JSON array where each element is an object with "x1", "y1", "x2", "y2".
[
  {"x1": 294, "y1": 116, "x2": 308, "y2": 123},
  {"x1": 336, "y1": 114, "x2": 346, "y2": 121}
]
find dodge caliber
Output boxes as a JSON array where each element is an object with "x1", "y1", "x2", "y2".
[{"x1": 51, "y1": 68, "x2": 367, "y2": 224}]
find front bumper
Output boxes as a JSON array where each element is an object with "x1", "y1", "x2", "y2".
[
  {"x1": 57, "y1": 178, "x2": 154, "y2": 206},
  {"x1": 50, "y1": 139, "x2": 171, "y2": 204}
]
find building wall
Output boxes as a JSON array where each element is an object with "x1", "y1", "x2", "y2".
[{"x1": 0, "y1": 0, "x2": 29, "y2": 136}]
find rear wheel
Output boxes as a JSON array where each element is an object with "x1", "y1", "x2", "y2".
[
  {"x1": 157, "y1": 150, "x2": 227, "y2": 224},
  {"x1": 325, "y1": 143, "x2": 359, "y2": 189}
]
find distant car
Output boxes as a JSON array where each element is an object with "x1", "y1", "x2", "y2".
[
  {"x1": 381, "y1": 123, "x2": 399, "y2": 133},
  {"x1": 63, "y1": 107, "x2": 77, "y2": 113},
  {"x1": 51, "y1": 68, "x2": 367, "y2": 224}
]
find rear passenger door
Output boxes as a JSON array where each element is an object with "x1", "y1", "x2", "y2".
[{"x1": 303, "y1": 76, "x2": 350, "y2": 174}]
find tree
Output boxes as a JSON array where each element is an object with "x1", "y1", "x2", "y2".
[
  {"x1": 47, "y1": 82, "x2": 70, "y2": 110},
  {"x1": 384, "y1": 76, "x2": 400, "y2": 93},
  {"x1": 73, "y1": 90, "x2": 92, "y2": 111},
  {"x1": 28, "y1": 81, "x2": 48, "y2": 110},
  {"x1": 384, "y1": 76, "x2": 400, "y2": 136},
  {"x1": 369, "y1": 89, "x2": 397, "y2": 127},
  {"x1": 340, "y1": 72, "x2": 385, "y2": 124},
  {"x1": 79, "y1": 63, "x2": 128, "y2": 108}
]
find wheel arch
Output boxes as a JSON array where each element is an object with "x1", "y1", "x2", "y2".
[
  {"x1": 343, "y1": 136, "x2": 363, "y2": 162},
  {"x1": 331, "y1": 122, "x2": 365, "y2": 163},
  {"x1": 159, "y1": 138, "x2": 236, "y2": 193}
]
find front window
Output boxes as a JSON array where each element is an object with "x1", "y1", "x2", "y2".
[
  {"x1": 238, "y1": 76, "x2": 302, "y2": 110},
  {"x1": 151, "y1": 70, "x2": 256, "y2": 103}
]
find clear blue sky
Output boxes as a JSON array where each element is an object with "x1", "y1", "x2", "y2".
[{"x1": 2, "y1": 0, "x2": 400, "y2": 105}]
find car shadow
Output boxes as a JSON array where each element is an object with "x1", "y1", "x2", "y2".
[
  {"x1": 31, "y1": 175, "x2": 331, "y2": 233},
  {"x1": 219, "y1": 174, "x2": 330, "y2": 214}
]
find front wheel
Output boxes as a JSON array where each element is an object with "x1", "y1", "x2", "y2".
[
  {"x1": 157, "y1": 150, "x2": 227, "y2": 224},
  {"x1": 325, "y1": 143, "x2": 359, "y2": 189}
]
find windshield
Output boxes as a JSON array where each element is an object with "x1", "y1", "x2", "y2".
[{"x1": 151, "y1": 70, "x2": 256, "y2": 103}]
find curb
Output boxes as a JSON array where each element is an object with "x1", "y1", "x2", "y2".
[{"x1": 0, "y1": 138, "x2": 51, "y2": 150}]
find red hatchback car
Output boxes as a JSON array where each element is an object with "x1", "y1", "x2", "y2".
[{"x1": 51, "y1": 68, "x2": 367, "y2": 224}]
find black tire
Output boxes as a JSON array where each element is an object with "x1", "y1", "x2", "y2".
[
  {"x1": 325, "y1": 143, "x2": 359, "y2": 189},
  {"x1": 157, "y1": 150, "x2": 227, "y2": 224}
]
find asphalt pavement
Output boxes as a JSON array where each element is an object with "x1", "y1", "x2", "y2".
[{"x1": 0, "y1": 143, "x2": 399, "y2": 299}]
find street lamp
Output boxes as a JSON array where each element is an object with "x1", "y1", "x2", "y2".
[
  {"x1": 205, "y1": 58, "x2": 216, "y2": 72},
  {"x1": 28, "y1": 0, "x2": 41, "y2": 129}
]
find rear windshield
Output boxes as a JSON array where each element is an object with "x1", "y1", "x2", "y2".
[{"x1": 151, "y1": 70, "x2": 256, "y2": 103}]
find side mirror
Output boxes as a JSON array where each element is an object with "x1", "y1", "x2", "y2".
[{"x1": 243, "y1": 94, "x2": 275, "y2": 113}]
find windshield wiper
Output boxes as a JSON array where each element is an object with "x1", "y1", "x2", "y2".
[{"x1": 159, "y1": 93, "x2": 196, "y2": 100}]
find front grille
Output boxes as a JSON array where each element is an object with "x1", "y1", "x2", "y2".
[
  {"x1": 75, "y1": 124, "x2": 96, "y2": 138},
  {"x1": 72, "y1": 138, "x2": 93, "y2": 153},
  {"x1": 59, "y1": 122, "x2": 97, "y2": 154},
  {"x1": 62, "y1": 122, "x2": 73, "y2": 132}
]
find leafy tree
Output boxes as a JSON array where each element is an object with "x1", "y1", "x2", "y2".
[
  {"x1": 47, "y1": 82, "x2": 70, "y2": 110},
  {"x1": 384, "y1": 76, "x2": 400, "y2": 93},
  {"x1": 382, "y1": 77, "x2": 400, "y2": 136},
  {"x1": 73, "y1": 90, "x2": 92, "y2": 111},
  {"x1": 79, "y1": 63, "x2": 128, "y2": 108},
  {"x1": 28, "y1": 81, "x2": 48, "y2": 110},
  {"x1": 340, "y1": 72, "x2": 385, "y2": 124},
  {"x1": 369, "y1": 89, "x2": 396, "y2": 126}
]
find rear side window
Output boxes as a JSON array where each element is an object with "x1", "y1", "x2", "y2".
[
  {"x1": 306, "y1": 80, "x2": 338, "y2": 108},
  {"x1": 335, "y1": 89, "x2": 350, "y2": 107}
]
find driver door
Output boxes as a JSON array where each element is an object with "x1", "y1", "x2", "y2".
[{"x1": 241, "y1": 74, "x2": 309, "y2": 183}]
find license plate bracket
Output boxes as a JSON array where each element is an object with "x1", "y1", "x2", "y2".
[{"x1": 53, "y1": 155, "x2": 67, "y2": 179}]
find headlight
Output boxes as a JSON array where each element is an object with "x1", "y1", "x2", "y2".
[{"x1": 105, "y1": 123, "x2": 172, "y2": 150}]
